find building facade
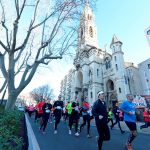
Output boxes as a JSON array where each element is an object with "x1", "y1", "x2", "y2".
[
  {"x1": 138, "y1": 58, "x2": 150, "y2": 95},
  {"x1": 60, "y1": 2, "x2": 149, "y2": 106}
]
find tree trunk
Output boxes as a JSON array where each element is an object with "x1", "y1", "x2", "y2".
[{"x1": 5, "y1": 91, "x2": 17, "y2": 110}]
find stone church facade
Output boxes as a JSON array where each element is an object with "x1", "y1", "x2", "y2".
[{"x1": 60, "y1": 3, "x2": 143, "y2": 106}]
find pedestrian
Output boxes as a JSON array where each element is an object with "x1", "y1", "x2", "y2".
[
  {"x1": 120, "y1": 94, "x2": 138, "y2": 150},
  {"x1": 92, "y1": 91, "x2": 110, "y2": 150},
  {"x1": 39, "y1": 100, "x2": 52, "y2": 134},
  {"x1": 111, "y1": 102, "x2": 125, "y2": 134},
  {"x1": 80, "y1": 97, "x2": 92, "y2": 138},
  {"x1": 140, "y1": 107, "x2": 150, "y2": 129},
  {"x1": 53, "y1": 95, "x2": 63, "y2": 134},
  {"x1": 107, "y1": 107, "x2": 114, "y2": 128}
]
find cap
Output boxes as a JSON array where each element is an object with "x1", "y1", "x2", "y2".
[{"x1": 97, "y1": 91, "x2": 104, "y2": 97}]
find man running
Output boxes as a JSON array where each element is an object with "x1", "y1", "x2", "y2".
[
  {"x1": 92, "y1": 91, "x2": 110, "y2": 150},
  {"x1": 68, "y1": 101, "x2": 80, "y2": 136},
  {"x1": 120, "y1": 94, "x2": 137, "y2": 150},
  {"x1": 39, "y1": 100, "x2": 52, "y2": 134},
  {"x1": 53, "y1": 95, "x2": 63, "y2": 134}
]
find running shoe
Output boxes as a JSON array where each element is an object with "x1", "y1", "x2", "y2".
[
  {"x1": 54, "y1": 130, "x2": 57, "y2": 134},
  {"x1": 75, "y1": 132, "x2": 79, "y2": 136},
  {"x1": 125, "y1": 143, "x2": 133, "y2": 150},
  {"x1": 87, "y1": 134, "x2": 92, "y2": 138},
  {"x1": 69, "y1": 130, "x2": 72, "y2": 135}
]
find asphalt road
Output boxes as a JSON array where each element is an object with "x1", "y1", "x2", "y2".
[{"x1": 28, "y1": 116, "x2": 150, "y2": 150}]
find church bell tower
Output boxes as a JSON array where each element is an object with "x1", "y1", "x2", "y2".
[{"x1": 78, "y1": 1, "x2": 99, "y2": 49}]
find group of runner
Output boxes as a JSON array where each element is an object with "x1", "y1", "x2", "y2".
[{"x1": 25, "y1": 92, "x2": 149, "y2": 150}]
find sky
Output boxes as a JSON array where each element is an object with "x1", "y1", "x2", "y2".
[{"x1": 22, "y1": 0, "x2": 150, "y2": 98}]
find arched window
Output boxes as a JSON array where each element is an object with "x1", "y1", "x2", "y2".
[
  {"x1": 105, "y1": 57, "x2": 111, "y2": 70},
  {"x1": 89, "y1": 26, "x2": 93, "y2": 38},
  {"x1": 119, "y1": 88, "x2": 121, "y2": 93},
  {"x1": 90, "y1": 92, "x2": 93, "y2": 98},
  {"x1": 115, "y1": 64, "x2": 118, "y2": 71},
  {"x1": 97, "y1": 69, "x2": 99, "y2": 76}
]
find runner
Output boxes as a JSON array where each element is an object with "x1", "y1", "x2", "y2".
[
  {"x1": 53, "y1": 95, "x2": 63, "y2": 134},
  {"x1": 107, "y1": 107, "x2": 114, "y2": 128},
  {"x1": 111, "y1": 102, "x2": 125, "y2": 134},
  {"x1": 68, "y1": 101, "x2": 80, "y2": 136},
  {"x1": 35, "y1": 99, "x2": 45, "y2": 126},
  {"x1": 92, "y1": 91, "x2": 110, "y2": 150},
  {"x1": 120, "y1": 94, "x2": 137, "y2": 150},
  {"x1": 39, "y1": 100, "x2": 52, "y2": 134},
  {"x1": 140, "y1": 107, "x2": 150, "y2": 129},
  {"x1": 79, "y1": 97, "x2": 92, "y2": 138}
]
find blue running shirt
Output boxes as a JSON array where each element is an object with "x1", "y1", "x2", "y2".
[{"x1": 121, "y1": 100, "x2": 136, "y2": 122}]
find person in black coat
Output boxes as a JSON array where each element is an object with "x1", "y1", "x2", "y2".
[
  {"x1": 92, "y1": 91, "x2": 110, "y2": 150},
  {"x1": 53, "y1": 95, "x2": 64, "y2": 134}
]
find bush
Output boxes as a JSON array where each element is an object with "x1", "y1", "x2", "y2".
[{"x1": 0, "y1": 106, "x2": 25, "y2": 150}]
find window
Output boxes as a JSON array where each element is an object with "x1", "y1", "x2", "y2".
[
  {"x1": 148, "y1": 64, "x2": 150, "y2": 69},
  {"x1": 115, "y1": 64, "x2": 118, "y2": 71},
  {"x1": 89, "y1": 70, "x2": 92, "y2": 81},
  {"x1": 81, "y1": 28, "x2": 83, "y2": 39},
  {"x1": 105, "y1": 57, "x2": 111, "y2": 70},
  {"x1": 90, "y1": 92, "x2": 93, "y2": 98},
  {"x1": 89, "y1": 26, "x2": 93, "y2": 38},
  {"x1": 147, "y1": 30, "x2": 150, "y2": 35},
  {"x1": 114, "y1": 56, "x2": 116, "y2": 61},
  {"x1": 97, "y1": 69, "x2": 99, "y2": 76},
  {"x1": 119, "y1": 88, "x2": 121, "y2": 93}
]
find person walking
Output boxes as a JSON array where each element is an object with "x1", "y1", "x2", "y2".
[
  {"x1": 140, "y1": 107, "x2": 150, "y2": 129},
  {"x1": 53, "y1": 95, "x2": 64, "y2": 134},
  {"x1": 120, "y1": 94, "x2": 137, "y2": 150},
  {"x1": 92, "y1": 91, "x2": 110, "y2": 150},
  {"x1": 111, "y1": 102, "x2": 125, "y2": 134},
  {"x1": 80, "y1": 97, "x2": 92, "y2": 138}
]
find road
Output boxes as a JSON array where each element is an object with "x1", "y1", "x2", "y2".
[{"x1": 28, "y1": 116, "x2": 150, "y2": 150}]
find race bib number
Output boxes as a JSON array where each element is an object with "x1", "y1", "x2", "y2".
[{"x1": 45, "y1": 109, "x2": 50, "y2": 113}]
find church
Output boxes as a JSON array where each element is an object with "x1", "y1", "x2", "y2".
[{"x1": 60, "y1": 2, "x2": 143, "y2": 106}]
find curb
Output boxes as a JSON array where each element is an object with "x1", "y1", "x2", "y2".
[{"x1": 25, "y1": 113, "x2": 40, "y2": 150}]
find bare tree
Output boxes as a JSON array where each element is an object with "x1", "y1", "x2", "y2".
[
  {"x1": 0, "y1": 0, "x2": 90, "y2": 110},
  {"x1": 30, "y1": 84, "x2": 54, "y2": 103}
]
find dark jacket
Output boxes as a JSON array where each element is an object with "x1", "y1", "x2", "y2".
[
  {"x1": 113, "y1": 106, "x2": 120, "y2": 119},
  {"x1": 42, "y1": 103, "x2": 52, "y2": 118},
  {"x1": 70, "y1": 102, "x2": 80, "y2": 120},
  {"x1": 53, "y1": 100, "x2": 63, "y2": 116},
  {"x1": 92, "y1": 99, "x2": 108, "y2": 123}
]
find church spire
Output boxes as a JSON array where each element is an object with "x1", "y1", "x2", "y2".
[
  {"x1": 85, "y1": 0, "x2": 89, "y2": 5},
  {"x1": 78, "y1": 0, "x2": 99, "y2": 48}
]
